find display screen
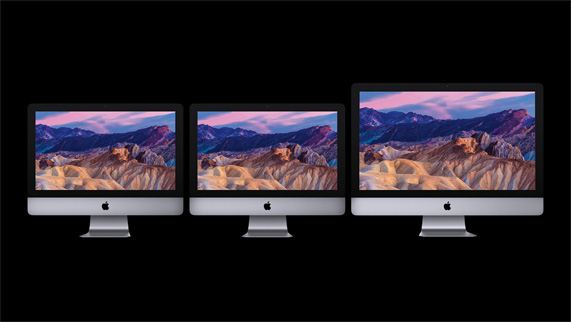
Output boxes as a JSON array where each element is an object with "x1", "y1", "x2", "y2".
[
  {"x1": 35, "y1": 111, "x2": 176, "y2": 190},
  {"x1": 359, "y1": 91, "x2": 536, "y2": 190},
  {"x1": 197, "y1": 111, "x2": 338, "y2": 190}
]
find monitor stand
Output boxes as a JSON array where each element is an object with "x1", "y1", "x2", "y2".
[
  {"x1": 243, "y1": 216, "x2": 292, "y2": 238},
  {"x1": 80, "y1": 216, "x2": 131, "y2": 238},
  {"x1": 419, "y1": 216, "x2": 475, "y2": 237}
]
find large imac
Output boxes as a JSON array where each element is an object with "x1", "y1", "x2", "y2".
[
  {"x1": 28, "y1": 104, "x2": 184, "y2": 237},
  {"x1": 189, "y1": 104, "x2": 346, "y2": 237},
  {"x1": 351, "y1": 84, "x2": 543, "y2": 237}
]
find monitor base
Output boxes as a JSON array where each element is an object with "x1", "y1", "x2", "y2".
[
  {"x1": 419, "y1": 216, "x2": 475, "y2": 237},
  {"x1": 80, "y1": 216, "x2": 131, "y2": 238},
  {"x1": 243, "y1": 216, "x2": 292, "y2": 238}
]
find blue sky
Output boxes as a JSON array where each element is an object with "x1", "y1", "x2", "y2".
[
  {"x1": 36, "y1": 111, "x2": 176, "y2": 134},
  {"x1": 360, "y1": 91, "x2": 535, "y2": 119},
  {"x1": 198, "y1": 111, "x2": 337, "y2": 133}
]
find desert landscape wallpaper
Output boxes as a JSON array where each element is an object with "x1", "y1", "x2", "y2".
[
  {"x1": 197, "y1": 111, "x2": 338, "y2": 190},
  {"x1": 359, "y1": 91, "x2": 536, "y2": 190},
  {"x1": 35, "y1": 111, "x2": 176, "y2": 190}
]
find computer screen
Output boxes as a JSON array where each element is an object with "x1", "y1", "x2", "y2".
[
  {"x1": 190, "y1": 104, "x2": 346, "y2": 237},
  {"x1": 35, "y1": 111, "x2": 177, "y2": 191},
  {"x1": 351, "y1": 84, "x2": 543, "y2": 237},
  {"x1": 28, "y1": 104, "x2": 184, "y2": 237},
  {"x1": 196, "y1": 111, "x2": 338, "y2": 191},
  {"x1": 358, "y1": 91, "x2": 536, "y2": 191}
]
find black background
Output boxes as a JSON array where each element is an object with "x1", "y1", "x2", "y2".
[{"x1": 1, "y1": 1, "x2": 570, "y2": 321}]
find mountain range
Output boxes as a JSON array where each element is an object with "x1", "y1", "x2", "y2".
[
  {"x1": 360, "y1": 108, "x2": 535, "y2": 145},
  {"x1": 36, "y1": 146, "x2": 175, "y2": 190},
  {"x1": 196, "y1": 124, "x2": 339, "y2": 191},
  {"x1": 197, "y1": 145, "x2": 337, "y2": 190},
  {"x1": 36, "y1": 124, "x2": 97, "y2": 140},
  {"x1": 198, "y1": 124, "x2": 258, "y2": 140},
  {"x1": 198, "y1": 124, "x2": 337, "y2": 154},
  {"x1": 359, "y1": 108, "x2": 536, "y2": 191},
  {"x1": 359, "y1": 136, "x2": 535, "y2": 191},
  {"x1": 36, "y1": 124, "x2": 175, "y2": 154},
  {"x1": 35, "y1": 124, "x2": 177, "y2": 190},
  {"x1": 360, "y1": 108, "x2": 436, "y2": 127}
]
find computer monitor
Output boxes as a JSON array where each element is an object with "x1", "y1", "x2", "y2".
[
  {"x1": 351, "y1": 84, "x2": 543, "y2": 237},
  {"x1": 28, "y1": 104, "x2": 184, "y2": 237},
  {"x1": 189, "y1": 104, "x2": 346, "y2": 237}
]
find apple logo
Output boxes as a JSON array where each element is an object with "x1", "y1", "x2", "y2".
[
  {"x1": 102, "y1": 201, "x2": 109, "y2": 211},
  {"x1": 264, "y1": 201, "x2": 271, "y2": 211},
  {"x1": 443, "y1": 201, "x2": 451, "y2": 211}
]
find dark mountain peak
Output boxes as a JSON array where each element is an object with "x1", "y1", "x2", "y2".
[
  {"x1": 36, "y1": 124, "x2": 98, "y2": 140},
  {"x1": 227, "y1": 127, "x2": 258, "y2": 137},
  {"x1": 302, "y1": 124, "x2": 333, "y2": 134},
  {"x1": 293, "y1": 125, "x2": 337, "y2": 147},
  {"x1": 506, "y1": 108, "x2": 528, "y2": 115},
  {"x1": 136, "y1": 124, "x2": 172, "y2": 133},
  {"x1": 486, "y1": 108, "x2": 532, "y2": 120},
  {"x1": 360, "y1": 108, "x2": 435, "y2": 127},
  {"x1": 488, "y1": 109, "x2": 534, "y2": 136},
  {"x1": 198, "y1": 124, "x2": 258, "y2": 140},
  {"x1": 136, "y1": 125, "x2": 174, "y2": 146}
]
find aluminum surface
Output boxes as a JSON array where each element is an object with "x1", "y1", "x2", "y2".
[
  {"x1": 419, "y1": 216, "x2": 476, "y2": 237},
  {"x1": 81, "y1": 216, "x2": 131, "y2": 238},
  {"x1": 242, "y1": 215, "x2": 292, "y2": 238},
  {"x1": 28, "y1": 198, "x2": 183, "y2": 216},
  {"x1": 190, "y1": 197, "x2": 345, "y2": 216},
  {"x1": 352, "y1": 198, "x2": 543, "y2": 216}
]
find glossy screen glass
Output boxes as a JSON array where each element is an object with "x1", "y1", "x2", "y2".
[
  {"x1": 197, "y1": 111, "x2": 338, "y2": 190},
  {"x1": 359, "y1": 91, "x2": 536, "y2": 190},
  {"x1": 35, "y1": 111, "x2": 176, "y2": 190}
]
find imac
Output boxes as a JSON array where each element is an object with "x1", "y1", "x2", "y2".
[
  {"x1": 28, "y1": 104, "x2": 184, "y2": 237},
  {"x1": 351, "y1": 84, "x2": 543, "y2": 237},
  {"x1": 189, "y1": 104, "x2": 346, "y2": 237}
]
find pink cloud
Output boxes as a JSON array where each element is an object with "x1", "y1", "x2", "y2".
[
  {"x1": 410, "y1": 106, "x2": 453, "y2": 120},
  {"x1": 473, "y1": 91, "x2": 534, "y2": 101},
  {"x1": 289, "y1": 111, "x2": 336, "y2": 119},
  {"x1": 198, "y1": 111, "x2": 336, "y2": 133},
  {"x1": 360, "y1": 92, "x2": 481, "y2": 110},
  {"x1": 37, "y1": 112, "x2": 115, "y2": 129},
  {"x1": 361, "y1": 91, "x2": 534, "y2": 119},
  {"x1": 37, "y1": 111, "x2": 174, "y2": 133}
]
